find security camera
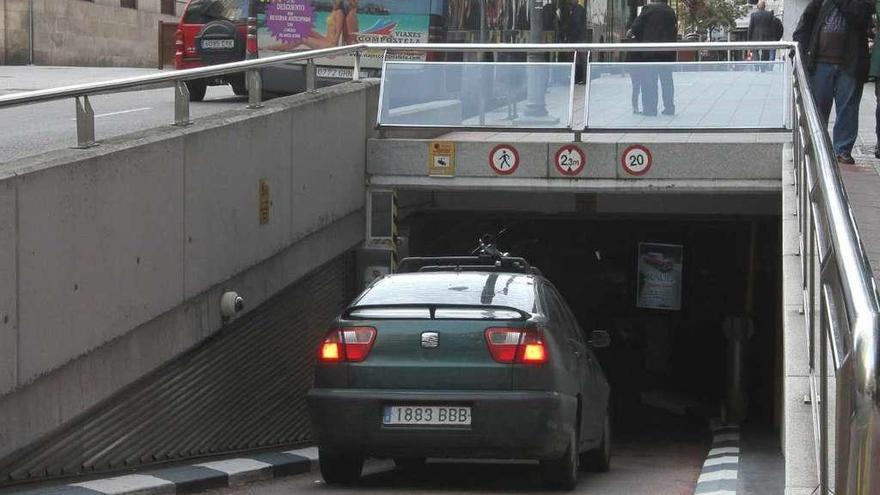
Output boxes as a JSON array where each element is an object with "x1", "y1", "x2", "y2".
[{"x1": 220, "y1": 291, "x2": 244, "y2": 320}]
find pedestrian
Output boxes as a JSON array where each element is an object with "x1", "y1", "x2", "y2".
[
  {"x1": 748, "y1": 1, "x2": 777, "y2": 70},
  {"x1": 566, "y1": 0, "x2": 587, "y2": 83},
  {"x1": 628, "y1": 0, "x2": 678, "y2": 116},
  {"x1": 793, "y1": 0, "x2": 875, "y2": 164},
  {"x1": 624, "y1": 31, "x2": 644, "y2": 114},
  {"x1": 871, "y1": 0, "x2": 880, "y2": 158}
]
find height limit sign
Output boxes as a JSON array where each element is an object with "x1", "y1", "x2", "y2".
[{"x1": 621, "y1": 144, "x2": 653, "y2": 176}]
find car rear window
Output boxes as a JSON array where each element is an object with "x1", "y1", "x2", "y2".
[
  {"x1": 355, "y1": 273, "x2": 537, "y2": 313},
  {"x1": 183, "y1": 0, "x2": 250, "y2": 24}
]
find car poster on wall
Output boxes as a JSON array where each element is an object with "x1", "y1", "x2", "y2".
[{"x1": 637, "y1": 242, "x2": 683, "y2": 311}]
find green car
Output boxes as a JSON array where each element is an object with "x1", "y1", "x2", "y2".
[{"x1": 307, "y1": 254, "x2": 612, "y2": 491}]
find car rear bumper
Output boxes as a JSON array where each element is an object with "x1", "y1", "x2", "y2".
[{"x1": 307, "y1": 389, "x2": 577, "y2": 460}]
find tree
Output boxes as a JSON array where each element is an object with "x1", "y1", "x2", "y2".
[{"x1": 681, "y1": 0, "x2": 749, "y2": 36}]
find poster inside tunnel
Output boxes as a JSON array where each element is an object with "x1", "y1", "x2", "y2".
[{"x1": 637, "y1": 242, "x2": 682, "y2": 311}]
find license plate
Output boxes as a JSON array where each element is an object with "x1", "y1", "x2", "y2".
[
  {"x1": 201, "y1": 39, "x2": 234, "y2": 49},
  {"x1": 383, "y1": 405, "x2": 471, "y2": 426}
]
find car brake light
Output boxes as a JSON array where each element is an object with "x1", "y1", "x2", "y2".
[
  {"x1": 318, "y1": 327, "x2": 377, "y2": 363},
  {"x1": 484, "y1": 328, "x2": 548, "y2": 365}
]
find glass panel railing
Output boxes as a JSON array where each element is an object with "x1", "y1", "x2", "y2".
[
  {"x1": 378, "y1": 61, "x2": 574, "y2": 128},
  {"x1": 585, "y1": 61, "x2": 787, "y2": 129}
]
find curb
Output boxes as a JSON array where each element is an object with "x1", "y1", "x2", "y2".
[
  {"x1": 12, "y1": 447, "x2": 318, "y2": 495},
  {"x1": 694, "y1": 422, "x2": 740, "y2": 495}
]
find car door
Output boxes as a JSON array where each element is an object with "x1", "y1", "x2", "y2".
[
  {"x1": 544, "y1": 284, "x2": 598, "y2": 446},
  {"x1": 550, "y1": 286, "x2": 605, "y2": 447}
]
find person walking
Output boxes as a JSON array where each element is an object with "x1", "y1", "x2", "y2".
[
  {"x1": 793, "y1": 0, "x2": 875, "y2": 164},
  {"x1": 748, "y1": 1, "x2": 777, "y2": 69},
  {"x1": 628, "y1": 0, "x2": 678, "y2": 116},
  {"x1": 871, "y1": 0, "x2": 880, "y2": 158}
]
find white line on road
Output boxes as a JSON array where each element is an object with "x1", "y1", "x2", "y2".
[{"x1": 69, "y1": 107, "x2": 151, "y2": 120}]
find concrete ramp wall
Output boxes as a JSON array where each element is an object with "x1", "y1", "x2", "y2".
[{"x1": 0, "y1": 81, "x2": 379, "y2": 460}]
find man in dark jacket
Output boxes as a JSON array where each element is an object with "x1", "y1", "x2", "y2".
[
  {"x1": 629, "y1": 0, "x2": 678, "y2": 116},
  {"x1": 748, "y1": 1, "x2": 777, "y2": 67},
  {"x1": 793, "y1": 0, "x2": 874, "y2": 164}
]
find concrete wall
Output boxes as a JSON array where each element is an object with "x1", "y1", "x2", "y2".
[
  {"x1": 0, "y1": 80, "x2": 379, "y2": 460},
  {"x1": 1, "y1": 0, "x2": 179, "y2": 67}
]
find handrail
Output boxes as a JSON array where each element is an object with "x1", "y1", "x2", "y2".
[{"x1": 790, "y1": 42, "x2": 880, "y2": 495}]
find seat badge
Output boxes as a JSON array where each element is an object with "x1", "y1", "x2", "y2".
[{"x1": 421, "y1": 332, "x2": 439, "y2": 349}]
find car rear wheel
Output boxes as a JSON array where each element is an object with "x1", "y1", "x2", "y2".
[
  {"x1": 318, "y1": 449, "x2": 364, "y2": 485},
  {"x1": 185, "y1": 80, "x2": 207, "y2": 102},
  {"x1": 540, "y1": 430, "x2": 578, "y2": 491},
  {"x1": 580, "y1": 413, "x2": 612, "y2": 472}
]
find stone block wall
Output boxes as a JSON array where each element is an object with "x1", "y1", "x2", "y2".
[{"x1": 1, "y1": 0, "x2": 181, "y2": 67}]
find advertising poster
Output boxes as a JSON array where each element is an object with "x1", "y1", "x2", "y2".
[
  {"x1": 257, "y1": 0, "x2": 431, "y2": 69},
  {"x1": 637, "y1": 242, "x2": 683, "y2": 311}
]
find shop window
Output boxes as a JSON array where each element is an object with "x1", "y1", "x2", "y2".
[{"x1": 121, "y1": 0, "x2": 137, "y2": 8}]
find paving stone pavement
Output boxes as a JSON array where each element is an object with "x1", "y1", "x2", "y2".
[{"x1": 840, "y1": 82, "x2": 880, "y2": 280}]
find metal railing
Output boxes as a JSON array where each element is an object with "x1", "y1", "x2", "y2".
[
  {"x1": 790, "y1": 47, "x2": 880, "y2": 494},
  {"x1": 0, "y1": 41, "x2": 877, "y2": 493}
]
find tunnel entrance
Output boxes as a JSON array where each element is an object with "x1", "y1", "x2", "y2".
[{"x1": 399, "y1": 204, "x2": 782, "y2": 440}]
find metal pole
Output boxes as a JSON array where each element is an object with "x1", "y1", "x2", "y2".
[
  {"x1": 28, "y1": 0, "x2": 34, "y2": 65},
  {"x1": 247, "y1": 69, "x2": 263, "y2": 109},
  {"x1": 353, "y1": 52, "x2": 361, "y2": 82},
  {"x1": 524, "y1": 0, "x2": 548, "y2": 118},
  {"x1": 74, "y1": 96, "x2": 96, "y2": 148},
  {"x1": 173, "y1": 81, "x2": 192, "y2": 126},
  {"x1": 306, "y1": 59, "x2": 317, "y2": 91}
]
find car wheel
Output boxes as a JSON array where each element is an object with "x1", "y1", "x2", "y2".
[
  {"x1": 580, "y1": 413, "x2": 611, "y2": 473},
  {"x1": 318, "y1": 449, "x2": 364, "y2": 485},
  {"x1": 393, "y1": 457, "x2": 426, "y2": 470},
  {"x1": 185, "y1": 80, "x2": 207, "y2": 102},
  {"x1": 540, "y1": 429, "x2": 578, "y2": 491}
]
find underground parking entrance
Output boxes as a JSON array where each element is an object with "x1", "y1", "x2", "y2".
[{"x1": 358, "y1": 189, "x2": 784, "y2": 492}]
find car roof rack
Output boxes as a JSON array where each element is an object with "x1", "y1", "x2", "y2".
[
  {"x1": 397, "y1": 234, "x2": 541, "y2": 275},
  {"x1": 397, "y1": 255, "x2": 534, "y2": 274}
]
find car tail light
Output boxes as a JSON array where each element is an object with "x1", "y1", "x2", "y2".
[
  {"x1": 318, "y1": 327, "x2": 377, "y2": 363},
  {"x1": 484, "y1": 328, "x2": 548, "y2": 365},
  {"x1": 174, "y1": 28, "x2": 184, "y2": 66}
]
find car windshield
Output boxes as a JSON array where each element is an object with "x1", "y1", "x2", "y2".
[
  {"x1": 355, "y1": 272, "x2": 537, "y2": 313},
  {"x1": 183, "y1": 0, "x2": 250, "y2": 23}
]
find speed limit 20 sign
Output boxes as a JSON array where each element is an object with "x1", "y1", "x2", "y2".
[{"x1": 621, "y1": 144, "x2": 653, "y2": 176}]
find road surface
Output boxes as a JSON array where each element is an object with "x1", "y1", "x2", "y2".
[{"x1": 0, "y1": 66, "x2": 244, "y2": 164}]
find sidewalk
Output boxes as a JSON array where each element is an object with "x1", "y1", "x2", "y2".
[{"x1": 839, "y1": 82, "x2": 880, "y2": 279}]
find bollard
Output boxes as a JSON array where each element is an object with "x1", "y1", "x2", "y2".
[{"x1": 722, "y1": 315, "x2": 754, "y2": 424}]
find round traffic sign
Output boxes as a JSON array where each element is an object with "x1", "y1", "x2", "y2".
[
  {"x1": 488, "y1": 144, "x2": 520, "y2": 175},
  {"x1": 554, "y1": 145, "x2": 586, "y2": 176},
  {"x1": 621, "y1": 144, "x2": 653, "y2": 176}
]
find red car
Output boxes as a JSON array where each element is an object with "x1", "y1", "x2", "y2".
[{"x1": 175, "y1": 0, "x2": 251, "y2": 101}]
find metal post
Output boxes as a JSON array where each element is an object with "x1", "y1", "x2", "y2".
[
  {"x1": 74, "y1": 96, "x2": 96, "y2": 148},
  {"x1": 246, "y1": 69, "x2": 263, "y2": 109},
  {"x1": 306, "y1": 59, "x2": 317, "y2": 92},
  {"x1": 353, "y1": 52, "x2": 361, "y2": 82},
  {"x1": 173, "y1": 81, "x2": 192, "y2": 126},
  {"x1": 28, "y1": 0, "x2": 34, "y2": 65},
  {"x1": 818, "y1": 290, "x2": 829, "y2": 495},
  {"x1": 524, "y1": 0, "x2": 548, "y2": 119}
]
